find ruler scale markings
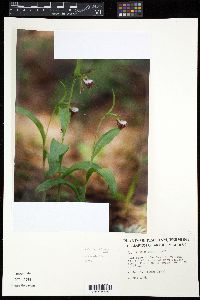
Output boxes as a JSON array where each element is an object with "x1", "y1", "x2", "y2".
[{"x1": 9, "y1": 2, "x2": 104, "y2": 16}]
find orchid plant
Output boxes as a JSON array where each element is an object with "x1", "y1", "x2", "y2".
[{"x1": 16, "y1": 60, "x2": 128, "y2": 202}]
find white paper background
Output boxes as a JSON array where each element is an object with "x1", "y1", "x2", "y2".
[{"x1": 3, "y1": 18, "x2": 198, "y2": 297}]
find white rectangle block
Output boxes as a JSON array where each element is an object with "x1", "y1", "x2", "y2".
[
  {"x1": 13, "y1": 202, "x2": 109, "y2": 232},
  {"x1": 54, "y1": 31, "x2": 150, "y2": 59}
]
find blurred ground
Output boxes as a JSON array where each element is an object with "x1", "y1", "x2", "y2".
[{"x1": 15, "y1": 30, "x2": 149, "y2": 232}]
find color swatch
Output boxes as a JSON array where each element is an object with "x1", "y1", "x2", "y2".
[{"x1": 117, "y1": 2, "x2": 143, "y2": 17}]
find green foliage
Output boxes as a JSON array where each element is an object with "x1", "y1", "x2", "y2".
[
  {"x1": 36, "y1": 178, "x2": 83, "y2": 201},
  {"x1": 108, "y1": 89, "x2": 116, "y2": 114},
  {"x1": 74, "y1": 59, "x2": 81, "y2": 77},
  {"x1": 17, "y1": 59, "x2": 129, "y2": 202},
  {"x1": 91, "y1": 128, "x2": 120, "y2": 161},
  {"x1": 61, "y1": 161, "x2": 100, "y2": 177},
  {"x1": 47, "y1": 138, "x2": 69, "y2": 176},
  {"x1": 59, "y1": 106, "x2": 71, "y2": 138},
  {"x1": 59, "y1": 80, "x2": 68, "y2": 102},
  {"x1": 48, "y1": 138, "x2": 69, "y2": 163},
  {"x1": 61, "y1": 161, "x2": 117, "y2": 197},
  {"x1": 86, "y1": 167, "x2": 117, "y2": 196},
  {"x1": 36, "y1": 178, "x2": 66, "y2": 192},
  {"x1": 72, "y1": 59, "x2": 149, "y2": 108},
  {"x1": 56, "y1": 81, "x2": 71, "y2": 139},
  {"x1": 125, "y1": 175, "x2": 138, "y2": 203},
  {"x1": 16, "y1": 106, "x2": 46, "y2": 146},
  {"x1": 43, "y1": 149, "x2": 48, "y2": 161}
]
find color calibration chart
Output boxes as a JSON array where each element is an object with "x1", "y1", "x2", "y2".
[{"x1": 117, "y1": 2, "x2": 143, "y2": 17}]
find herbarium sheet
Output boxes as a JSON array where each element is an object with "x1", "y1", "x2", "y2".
[{"x1": 3, "y1": 18, "x2": 198, "y2": 296}]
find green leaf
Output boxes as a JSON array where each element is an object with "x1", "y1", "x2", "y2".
[
  {"x1": 16, "y1": 106, "x2": 46, "y2": 145},
  {"x1": 97, "y1": 168, "x2": 117, "y2": 196},
  {"x1": 48, "y1": 139, "x2": 69, "y2": 176},
  {"x1": 59, "y1": 81, "x2": 67, "y2": 102},
  {"x1": 86, "y1": 167, "x2": 117, "y2": 196},
  {"x1": 61, "y1": 161, "x2": 100, "y2": 177},
  {"x1": 49, "y1": 138, "x2": 69, "y2": 160},
  {"x1": 67, "y1": 174, "x2": 82, "y2": 186},
  {"x1": 115, "y1": 192, "x2": 126, "y2": 201},
  {"x1": 74, "y1": 59, "x2": 81, "y2": 77},
  {"x1": 76, "y1": 185, "x2": 86, "y2": 201},
  {"x1": 36, "y1": 178, "x2": 66, "y2": 192},
  {"x1": 57, "y1": 81, "x2": 71, "y2": 138},
  {"x1": 36, "y1": 178, "x2": 83, "y2": 201},
  {"x1": 107, "y1": 112, "x2": 118, "y2": 118},
  {"x1": 92, "y1": 128, "x2": 120, "y2": 160},
  {"x1": 43, "y1": 149, "x2": 48, "y2": 159},
  {"x1": 125, "y1": 174, "x2": 139, "y2": 203},
  {"x1": 47, "y1": 161, "x2": 60, "y2": 176},
  {"x1": 59, "y1": 106, "x2": 71, "y2": 137},
  {"x1": 86, "y1": 168, "x2": 96, "y2": 182}
]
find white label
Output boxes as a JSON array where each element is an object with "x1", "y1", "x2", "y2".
[{"x1": 13, "y1": 202, "x2": 109, "y2": 232}]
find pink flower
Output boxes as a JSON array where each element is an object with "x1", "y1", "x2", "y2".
[
  {"x1": 83, "y1": 78, "x2": 94, "y2": 88},
  {"x1": 70, "y1": 107, "x2": 79, "y2": 116},
  {"x1": 117, "y1": 119, "x2": 128, "y2": 129}
]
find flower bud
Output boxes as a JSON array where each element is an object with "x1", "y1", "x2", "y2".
[
  {"x1": 117, "y1": 119, "x2": 128, "y2": 129},
  {"x1": 70, "y1": 106, "x2": 79, "y2": 116},
  {"x1": 83, "y1": 78, "x2": 94, "y2": 88}
]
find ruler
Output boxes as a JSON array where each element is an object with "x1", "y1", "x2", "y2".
[{"x1": 9, "y1": 2, "x2": 104, "y2": 16}]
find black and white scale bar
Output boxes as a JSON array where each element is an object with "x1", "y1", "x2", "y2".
[
  {"x1": 9, "y1": 2, "x2": 104, "y2": 16},
  {"x1": 88, "y1": 284, "x2": 112, "y2": 291}
]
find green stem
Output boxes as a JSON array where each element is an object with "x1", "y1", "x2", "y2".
[
  {"x1": 82, "y1": 186, "x2": 86, "y2": 202},
  {"x1": 90, "y1": 90, "x2": 117, "y2": 162},
  {"x1": 69, "y1": 78, "x2": 76, "y2": 106},
  {"x1": 125, "y1": 153, "x2": 145, "y2": 204},
  {"x1": 90, "y1": 114, "x2": 108, "y2": 164},
  {"x1": 125, "y1": 174, "x2": 139, "y2": 203},
  {"x1": 61, "y1": 60, "x2": 79, "y2": 142},
  {"x1": 82, "y1": 176, "x2": 90, "y2": 201},
  {"x1": 60, "y1": 72, "x2": 76, "y2": 145},
  {"x1": 41, "y1": 157, "x2": 46, "y2": 201},
  {"x1": 43, "y1": 104, "x2": 58, "y2": 168},
  {"x1": 83, "y1": 89, "x2": 118, "y2": 200},
  {"x1": 59, "y1": 80, "x2": 67, "y2": 102},
  {"x1": 41, "y1": 106, "x2": 58, "y2": 202},
  {"x1": 57, "y1": 60, "x2": 81, "y2": 201},
  {"x1": 41, "y1": 82, "x2": 66, "y2": 202},
  {"x1": 46, "y1": 109, "x2": 56, "y2": 137},
  {"x1": 81, "y1": 89, "x2": 117, "y2": 201}
]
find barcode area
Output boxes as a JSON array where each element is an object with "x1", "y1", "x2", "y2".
[{"x1": 88, "y1": 283, "x2": 112, "y2": 293}]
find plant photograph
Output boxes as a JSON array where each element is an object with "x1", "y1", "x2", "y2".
[{"x1": 15, "y1": 30, "x2": 149, "y2": 233}]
